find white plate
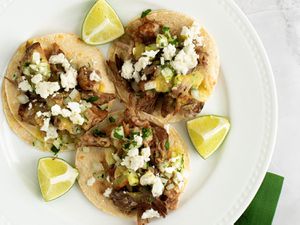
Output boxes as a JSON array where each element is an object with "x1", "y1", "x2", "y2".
[{"x1": 0, "y1": 0, "x2": 277, "y2": 224}]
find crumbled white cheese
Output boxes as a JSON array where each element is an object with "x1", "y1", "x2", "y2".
[
  {"x1": 141, "y1": 209, "x2": 160, "y2": 220},
  {"x1": 103, "y1": 187, "x2": 112, "y2": 198},
  {"x1": 32, "y1": 52, "x2": 41, "y2": 65},
  {"x1": 67, "y1": 102, "x2": 85, "y2": 125},
  {"x1": 87, "y1": 177, "x2": 96, "y2": 186},
  {"x1": 160, "y1": 57, "x2": 165, "y2": 65},
  {"x1": 140, "y1": 74, "x2": 147, "y2": 81},
  {"x1": 44, "y1": 125, "x2": 58, "y2": 141},
  {"x1": 49, "y1": 53, "x2": 77, "y2": 91},
  {"x1": 51, "y1": 102, "x2": 85, "y2": 125},
  {"x1": 35, "y1": 81, "x2": 60, "y2": 99},
  {"x1": 133, "y1": 135, "x2": 143, "y2": 148},
  {"x1": 134, "y1": 57, "x2": 151, "y2": 73},
  {"x1": 18, "y1": 79, "x2": 33, "y2": 92},
  {"x1": 121, "y1": 60, "x2": 134, "y2": 80},
  {"x1": 17, "y1": 94, "x2": 29, "y2": 104},
  {"x1": 36, "y1": 111, "x2": 51, "y2": 118},
  {"x1": 40, "y1": 117, "x2": 50, "y2": 132},
  {"x1": 140, "y1": 171, "x2": 164, "y2": 197},
  {"x1": 127, "y1": 148, "x2": 139, "y2": 157},
  {"x1": 51, "y1": 104, "x2": 62, "y2": 116},
  {"x1": 40, "y1": 117, "x2": 58, "y2": 141},
  {"x1": 152, "y1": 177, "x2": 164, "y2": 197},
  {"x1": 89, "y1": 70, "x2": 102, "y2": 82},
  {"x1": 121, "y1": 155, "x2": 146, "y2": 171},
  {"x1": 60, "y1": 67, "x2": 77, "y2": 91},
  {"x1": 140, "y1": 171, "x2": 156, "y2": 186},
  {"x1": 171, "y1": 44, "x2": 199, "y2": 75},
  {"x1": 164, "y1": 166, "x2": 176, "y2": 174},
  {"x1": 49, "y1": 53, "x2": 70, "y2": 70},
  {"x1": 162, "y1": 44, "x2": 177, "y2": 61},
  {"x1": 181, "y1": 22, "x2": 203, "y2": 46},
  {"x1": 141, "y1": 147, "x2": 151, "y2": 158},
  {"x1": 28, "y1": 102, "x2": 32, "y2": 110},
  {"x1": 31, "y1": 74, "x2": 43, "y2": 84}
]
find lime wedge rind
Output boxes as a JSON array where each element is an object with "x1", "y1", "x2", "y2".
[
  {"x1": 81, "y1": 0, "x2": 124, "y2": 45},
  {"x1": 38, "y1": 157, "x2": 79, "y2": 202},
  {"x1": 187, "y1": 115, "x2": 230, "y2": 159}
]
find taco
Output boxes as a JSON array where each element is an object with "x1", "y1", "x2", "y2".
[
  {"x1": 107, "y1": 10, "x2": 220, "y2": 122},
  {"x1": 76, "y1": 109, "x2": 189, "y2": 224},
  {"x1": 2, "y1": 33, "x2": 115, "y2": 151}
]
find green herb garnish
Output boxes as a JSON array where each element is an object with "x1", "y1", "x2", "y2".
[
  {"x1": 86, "y1": 96, "x2": 99, "y2": 103},
  {"x1": 109, "y1": 116, "x2": 116, "y2": 123},
  {"x1": 165, "y1": 140, "x2": 170, "y2": 150},
  {"x1": 142, "y1": 127, "x2": 152, "y2": 138},
  {"x1": 162, "y1": 26, "x2": 170, "y2": 33},
  {"x1": 92, "y1": 129, "x2": 106, "y2": 137},
  {"x1": 141, "y1": 9, "x2": 152, "y2": 18},
  {"x1": 51, "y1": 145, "x2": 60, "y2": 155}
]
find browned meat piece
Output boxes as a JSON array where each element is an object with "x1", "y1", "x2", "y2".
[
  {"x1": 195, "y1": 46, "x2": 209, "y2": 66},
  {"x1": 114, "y1": 36, "x2": 135, "y2": 60},
  {"x1": 161, "y1": 94, "x2": 176, "y2": 118},
  {"x1": 82, "y1": 106, "x2": 108, "y2": 130},
  {"x1": 122, "y1": 121, "x2": 131, "y2": 137},
  {"x1": 176, "y1": 95, "x2": 204, "y2": 117},
  {"x1": 18, "y1": 102, "x2": 45, "y2": 126},
  {"x1": 48, "y1": 92, "x2": 69, "y2": 106},
  {"x1": 22, "y1": 42, "x2": 48, "y2": 68},
  {"x1": 81, "y1": 91, "x2": 115, "y2": 105},
  {"x1": 133, "y1": 91, "x2": 158, "y2": 114},
  {"x1": 49, "y1": 43, "x2": 65, "y2": 80},
  {"x1": 107, "y1": 59, "x2": 133, "y2": 93},
  {"x1": 152, "y1": 125, "x2": 169, "y2": 163},
  {"x1": 79, "y1": 132, "x2": 111, "y2": 147},
  {"x1": 18, "y1": 104, "x2": 36, "y2": 125},
  {"x1": 152, "y1": 198, "x2": 168, "y2": 217},
  {"x1": 138, "y1": 21, "x2": 161, "y2": 44},
  {"x1": 163, "y1": 189, "x2": 180, "y2": 210},
  {"x1": 142, "y1": 65, "x2": 157, "y2": 77},
  {"x1": 124, "y1": 108, "x2": 150, "y2": 128},
  {"x1": 77, "y1": 66, "x2": 98, "y2": 91},
  {"x1": 110, "y1": 191, "x2": 139, "y2": 214}
]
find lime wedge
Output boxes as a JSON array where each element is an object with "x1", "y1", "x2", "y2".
[
  {"x1": 38, "y1": 157, "x2": 78, "y2": 201},
  {"x1": 82, "y1": 0, "x2": 124, "y2": 45},
  {"x1": 187, "y1": 115, "x2": 230, "y2": 159}
]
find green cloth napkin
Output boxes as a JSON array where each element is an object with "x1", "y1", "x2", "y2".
[{"x1": 235, "y1": 172, "x2": 284, "y2": 225}]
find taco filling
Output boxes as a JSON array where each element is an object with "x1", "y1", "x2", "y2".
[
  {"x1": 12, "y1": 41, "x2": 115, "y2": 151},
  {"x1": 108, "y1": 14, "x2": 214, "y2": 119},
  {"x1": 77, "y1": 110, "x2": 188, "y2": 224}
]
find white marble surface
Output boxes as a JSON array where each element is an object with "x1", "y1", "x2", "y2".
[{"x1": 233, "y1": 0, "x2": 300, "y2": 224}]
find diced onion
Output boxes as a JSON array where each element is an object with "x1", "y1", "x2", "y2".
[
  {"x1": 191, "y1": 89, "x2": 201, "y2": 101},
  {"x1": 144, "y1": 81, "x2": 156, "y2": 91},
  {"x1": 17, "y1": 94, "x2": 29, "y2": 104},
  {"x1": 69, "y1": 89, "x2": 80, "y2": 100}
]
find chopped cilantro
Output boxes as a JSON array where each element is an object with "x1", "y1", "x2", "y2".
[
  {"x1": 123, "y1": 142, "x2": 131, "y2": 149},
  {"x1": 141, "y1": 9, "x2": 152, "y2": 18},
  {"x1": 162, "y1": 26, "x2": 170, "y2": 33},
  {"x1": 109, "y1": 116, "x2": 116, "y2": 123},
  {"x1": 114, "y1": 132, "x2": 123, "y2": 140},
  {"x1": 142, "y1": 127, "x2": 152, "y2": 138},
  {"x1": 51, "y1": 145, "x2": 60, "y2": 155},
  {"x1": 86, "y1": 96, "x2": 99, "y2": 103},
  {"x1": 92, "y1": 129, "x2": 106, "y2": 137},
  {"x1": 165, "y1": 140, "x2": 170, "y2": 150},
  {"x1": 169, "y1": 38, "x2": 179, "y2": 47}
]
